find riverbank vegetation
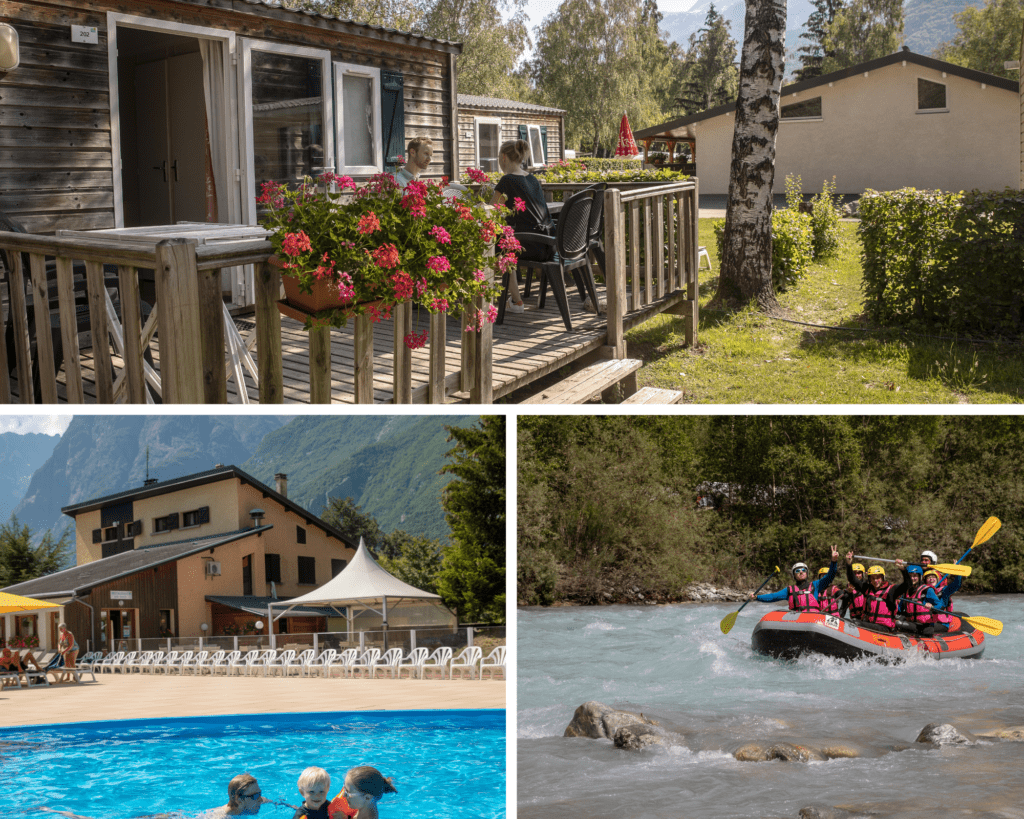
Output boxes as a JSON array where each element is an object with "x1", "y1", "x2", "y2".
[{"x1": 517, "y1": 416, "x2": 1023, "y2": 605}]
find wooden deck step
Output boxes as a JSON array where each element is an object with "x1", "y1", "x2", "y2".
[
  {"x1": 521, "y1": 358, "x2": 642, "y2": 404},
  {"x1": 620, "y1": 386, "x2": 684, "y2": 405}
]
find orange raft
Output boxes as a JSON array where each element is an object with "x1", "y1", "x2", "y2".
[{"x1": 751, "y1": 610, "x2": 985, "y2": 661}]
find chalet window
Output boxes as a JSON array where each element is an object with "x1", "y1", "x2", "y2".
[
  {"x1": 297, "y1": 556, "x2": 316, "y2": 585},
  {"x1": 242, "y1": 555, "x2": 253, "y2": 596},
  {"x1": 331, "y1": 558, "x2": 347, "y2": 578},
  {"x1": 381, "y1": 70, "x2": 405, "y2": 168},
  {"x1": 474, "y1": 117, "x2": 501, "y2": 172},
  {"x1": 182, "y1": 507, "x2": 209, "y2": 528},
  {"x1": 154, "y1": 513, "x2": 179, "y2": 534},
  {"x1": 92, "y1": 529, "x2": 102, "y2": 544},
  {"x1": 103, "y1": 526, "x2": 120, "y2": 542},
  {"x1": 781, "y1": 97, "x2": 822, "y2": 119},
  {"x1": 296, "y1": 525, "x2": 306, "y2": 544},
  {"x1": 265, "y1": 553, "x2": 282, "y2": 584},
  {"x1": 527, "y1": 125, "x2": 545, "y2": 167},
  {"x1": 334, "y1": 61, "x2": 383, "y2": 176},
  {"x1": 918, "y1": 79, "x2": 947, "y2": 111}
]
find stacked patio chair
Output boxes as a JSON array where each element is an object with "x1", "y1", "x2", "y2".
[
  {"x1": 304, "y1": 648, "x2": 336, "y2": 677},
  {"x1": 124, "y1": 651, "x2": 158, "y2": 673},
  {"x1": 372, "y1": 648, "x2": 403, "y2": 678},
  {"x1": 152, "y1": 651, "x2": 182, "y2": 673},
  {"x1": 99, "y1": 651, "x2": 126, "y2": 673},
  {"x1": 169, "y1": 651, "x2": 195, "y2": 674},
  {"x1": 140, "y1": 651, "x2": 167, "y2": 672},
  {"x1": 479, "y1": 646, "x2": 506, "y2": 680},
  {"x1": 449, "y1": 646, "x2": 483, "y2": 680},
  {"x1": 420, "y1": 646, "x2": 452, "y2": 680},
  {"x1": 397, "y1": 647, "x2": 428, "y2": 679}
]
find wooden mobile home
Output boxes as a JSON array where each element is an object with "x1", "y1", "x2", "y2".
[
  {"x1": 456, "y1": 94, "x2": 565, "y2": 172},
  {"x1": 0, "y1": 0, "x2": 462, "y2": 304}
]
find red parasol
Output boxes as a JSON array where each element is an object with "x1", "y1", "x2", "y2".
[{"x1": 615, "y1": 113, "x2": 639, "y2": 157}]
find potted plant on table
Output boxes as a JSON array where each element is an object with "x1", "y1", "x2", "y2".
[{"x1": 259, "y1": 172, "x2": 519, "y2": 348}]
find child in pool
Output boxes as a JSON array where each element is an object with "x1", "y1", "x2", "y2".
[
  {"x1": 294, "y1": 767, "x2": 332, "y2": 819},
  {"x1": 327, "y1": 767, "x2": 397, "y2": 819}
]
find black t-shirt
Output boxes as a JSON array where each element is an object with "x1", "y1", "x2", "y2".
[
  {"x1": 293, "y1": 801, "x2": 331, "y2": 819},
  {"x1": 495, "y1": 173, "x2": 553, "y2": 262}
]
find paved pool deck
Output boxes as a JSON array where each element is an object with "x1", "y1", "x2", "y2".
[{"x1": 0, "y1": 673, "x2": 505, "y2": 727}]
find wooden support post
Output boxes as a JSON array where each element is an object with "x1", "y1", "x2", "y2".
[
  {"x1": 654, "y1": 194, "x2": 665, "y2": 300},
  {"x1": 197, "y1": 266, "x2": 227, "y2": 403},
  {"x1": 628, "y1": 201, "x2": 639, "y2": 313},
  {"x1": 255, "y1": 258, "x2": 284, "y2": 403},
  {"x1": 392, "y1": 301, "x2": 412, "y2": 403},
  {"x1": 469, "y1": 300, "x2": 493, "y2": 404},
  {"x1": 353, "y1": 313, "x2": 374, "y2": 403},
  {"x1": 666, "y1": 194, "x2": 677, "y2": 293},
  {"x1": 153, "y1": 238, "x2": 203, "y2": 404},
  {"x1": 309, "y1": 324, "x2": 332, "y2": 403},
  {"x1": 118, "y1": 263, "x2": 147, "y2": 404},
  {"x1": 605, "y1": 188, "x2": 626, "y2": 359},
  {"x1": 85, "y1": 259, "x2": 114, "y2": 404},
  {"x1": 7, "y1": 252, "x2": 33, "y2": 402},
  {"x1": 676, "y1": 193, "x2": 686, "y2": 289},
  {"x1": 687, "y1": 182, "x2": 699, "y2": 348},
  {"x1": 643, "y1": 200, "x2": 653, "y2": 306},
  {"x1": 0, "y1": 267, "x2": 10, "y2": 402},
  {"x1": 28, "y1": 253, "x2": 57, "y2": 403},
  {"x1": 428, "y1": 309, "x2": 446, "y2": 403}
]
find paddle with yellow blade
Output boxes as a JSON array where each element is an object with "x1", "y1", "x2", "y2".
[
  {"x1": 896, "y1": 598, "x2": 1002, "y2": 636},
  {"x1": 720, "y1": 567, "x2": 779, "y2": 635},
  {"x1": 943, "y1": 516, "x2": 1001, "y2": 574},
  {"x1": 854, "y1": 556, "x2": 972, "y2": 577}
]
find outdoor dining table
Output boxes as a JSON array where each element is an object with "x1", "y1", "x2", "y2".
[{"x1": 55, "y1": 222, "x2": 269, "y2": 403}]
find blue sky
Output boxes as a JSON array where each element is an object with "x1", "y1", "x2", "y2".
[{"x1": 0, "y1": 415, "x2": 72, "y2": 436}]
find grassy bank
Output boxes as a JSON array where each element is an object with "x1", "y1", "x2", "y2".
[{"x1": 627, "y1": 221, "x2": 1024, "y2": 403}]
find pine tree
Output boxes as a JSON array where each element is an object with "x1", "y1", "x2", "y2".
[
  {"x1": 822, "y1": 0, "x2": 904, "y2": 72},
  {"x1": 677, "y1": 4, "x2": 739, "y2": 114},
  {"x1": 795, "y1": 0, "x2": 846, "y2": 81},
  {"x1": 0, "y1": 516, "x2": 69, "y2": 587}
]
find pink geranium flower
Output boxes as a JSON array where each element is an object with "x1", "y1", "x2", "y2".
[
  {"x1": 404, "y1": 330, "x2": 428, "y2": 349},
  {"x1": 357, "y1": 212, "x2": 381, "y2": 235},
  {"x1": 427, "y1": 256, "x2": 451, "y2": 273},
  {"x1": 282, "y1": 231, "x2": 312, "y2": 257},
  {"x1": 429, "y1": 225, "x2": 452, "y2": 244},
  {"x1": 372, "y1": 243, "x2": 401, "y2": 269},
  {"x1": 513, "y1": 197, "x2": 526, "y2": 213}
]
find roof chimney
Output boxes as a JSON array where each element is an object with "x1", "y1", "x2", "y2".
[
  {"x1": 143, "y1": 478, "x2": 158, "y2": 486},
  {"x1": 250, "y1": 508, "x2": 265, "y2": 528},
  {"x1": 275, "y1": 473, "x2": 287, "y2": 498}
]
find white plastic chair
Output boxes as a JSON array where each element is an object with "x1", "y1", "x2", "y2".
[
  {"x1": 263, "y1": 649, "x2": 295, "y2": 677},
  {"x1": 173, "y1": 651, "x2": 198, "y2": 675},
  {"x1": 327, "y1": 648, "x2": 359, "y2": 678},
  {"x1": 213, "y1": 650, "x2": 240, "y2": 675},
  {"x1": 153, "y1": 651, "x2": 181, "y2": 674},
  {"x1": 348, "y1": 648, "x2": 381, "y2": 679},
  {"x1": 372, "y1": 647, "x2": 404, "y2": 678},
  {"x1": 286, "y1": 649, "x2": 315, "y2": 677},
  {"x1": 124, "y1": 651, "x2": 155, "y2": 673},
  {"x1": 449, "y1": 646, "x2": 482, "y2": 680},
  {"x1": 247, "y1": 649, "x2": 277, "y2": 676},
  {"x1": 227, "y1": 649, "x2": 259, "y2": 676},
  {"x1": 398, "y1": 647, "x2": 428, "y2": 679},
  {"x1": 420, "y1": 647, "x2": 452, "y2": 680},
  {"x1": 698, "y1": 246, "x2": 712, "y2": 272},
  {"x1": 196, "y1": 650, "x2": 225, "y2": 675},
  {"x1": 305, "y1": 648, "x2": 336, "y2": 677},
  {"x1": 141, "y1": 651, "x2": 167, "y2": 673},
  {"x1": 110, "y1": 651, "x2": 137, "y2": 673},
  {"x1": 77, "y1": 651, "x2": 102, "y2": 672},
  {"x1": 479, "y1": 646, "x2": 506, "y2": 680}
]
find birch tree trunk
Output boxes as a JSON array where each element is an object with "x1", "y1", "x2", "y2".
[{"x1": 709, "y1": 0, "x2": 787, "y2": 314}]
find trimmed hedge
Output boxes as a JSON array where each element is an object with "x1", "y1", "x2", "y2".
[{"x1": 859, "y1": 188, "x2": 1024, "y2": 336}]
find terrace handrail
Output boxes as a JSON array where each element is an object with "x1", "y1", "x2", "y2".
[{"x1": 0, "y1": 231, "x2": 494, "y2": 404}]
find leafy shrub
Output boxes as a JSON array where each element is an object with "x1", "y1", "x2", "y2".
[
  {"x1": 554, "y1": 157, "x2": 643, "y2": 172},
  {"x1": 809, "y1": 176, "x2": 842, "y2": 260}
]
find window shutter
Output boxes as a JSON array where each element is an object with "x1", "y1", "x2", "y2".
[
  {"x1": 540, "y1": 126, "x2": 548, "y2": 163},
  {"x1": 198, "y1": 507, "x2": 210, "y2": 524},
  {"x1": 167, "y1": 513, "x2": 179, "y2": 530},
  {"x1": 518, "y1": 124, "x2": 527, "y2": 143},
  {"x1": 381, "y1": 70, "x2": 405, "y2": 166},
  {"x1": 92, "y1": 528, "x2": 102, "y2": 544},
  {"x1": 132, "y1": 520, "x2": 143, "y2": 537}
]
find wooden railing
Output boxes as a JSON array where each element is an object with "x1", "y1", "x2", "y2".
[
  {"x1": 604, "y1": 179, "x2": 700, "y2": 355},
  {"x1": 0, "y1": 233, "x2": 494, "y2": 404}
]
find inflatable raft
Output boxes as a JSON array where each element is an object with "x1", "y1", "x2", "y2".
[{"x1": 751, "y1": 610, "x2": 986, "y2": 661}]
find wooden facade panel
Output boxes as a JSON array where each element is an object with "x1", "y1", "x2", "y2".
[
  {"x1": 1, "y1": 169, "x2": 114, "y2": 190},
  {"x1": 12, "y1": 210, "x2": 114, "y2": 233},
  {"x1": 0, "y1": 86, "x2": 110, "y2": 110},
  {"x1": 87, "y1": 561, "x2": 179, "y2": 642},
  {"x1": 0, "y1": 130, "x2": 110, "y2": 149},
  {"x1": 458, "y1": 106, "x2": 564, "y2": 170},
  {"x1": 0, "y1": 107, "x2": 110, "y2": 130},
  {"x1": 0, "y1": 190, "x2": 113, "y2": 212},
  {"x1": 0, "y1": 148, "x2": 113, "y2": 170},
  {"x1": 20, "y1": 43, "x2": 109, "y2": 73},
  {"x1": 0, "y1": 64, "x2": 109, "y2": 92}
]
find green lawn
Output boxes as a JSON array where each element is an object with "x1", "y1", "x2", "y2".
[{"x1": 626, "y1": 221, "x2": 1024, "y2": 403}]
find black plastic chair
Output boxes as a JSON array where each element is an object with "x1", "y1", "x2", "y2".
[
  {"x1": 502, "y1": 188, "x2": 601, "y2": 331},
  {"x1": 585, "y1": 182, "x2": 607, "y2": 276}
]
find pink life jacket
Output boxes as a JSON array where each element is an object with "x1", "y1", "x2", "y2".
[
  {"x1": 787, "y1": 583, "x2": 822, "y2": 612},
  {"x1": 905, "y1": 584, "x2": 951, "y2": 625},
  {"x1": 819, "y1": 585, "x2": 843, "y2": 614},
  {"x1": 849, "y1": 589, "x2": 866, "y2": 617},
  {"x1": 863, "y1": 583, "x2": 895, "y2": 629}
]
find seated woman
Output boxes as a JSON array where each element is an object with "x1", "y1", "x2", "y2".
[{"x1": 490, "y1": 139, "x2": 554, "y2": 314}]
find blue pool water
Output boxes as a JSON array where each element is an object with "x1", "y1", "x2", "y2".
[{"x1": 1, "y1": 710, "x2": 505, "y2": 819}]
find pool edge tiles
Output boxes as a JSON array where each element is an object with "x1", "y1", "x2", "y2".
[{"x1": 0, "y1": 708, "x2": 506, "y2": 735}]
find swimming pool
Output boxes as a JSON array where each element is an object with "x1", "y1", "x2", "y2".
[{"x1": 1, "y1": 710, "x2": 505, "y2": 819}]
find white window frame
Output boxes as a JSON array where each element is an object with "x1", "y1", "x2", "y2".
[
  {"x1": 916, "y1": 77, "x2": 949, "y2": 114},
  {"x1": 333, "y1": 61, "x2": 383, "y2": 176},
  {"x1": 474, "y1": 116, "x2": 502, "y2": 171},
  {"x1": 106, "y1": 13, "x2": 240, "y2": 229},
  {"x1": 239, "y1": 39, "x2": 335, "y2": 225},
  {"x1": 526, "y1": 124, "x2": 546, "y2": 167}
]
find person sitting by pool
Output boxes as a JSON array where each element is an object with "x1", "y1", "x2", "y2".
[
  {"x1": 294, "y1": 767, "x2": 331, "y2": 819},
  {"x1": 491, "y1": 138, "x2": 555, "y2": 315},
  {"x1": 845, "y1": 551, "x2": 909, "y2": 631},
  {"x1": 57, "y1": 623, "x2": 78, "y2": 683},
  {"x1": 328, "y1": 766, "x2": 397, "y2": 819},
  {"x1": 901, "y1": 564, "x2": 950, "y2": 635},
  {"x1": 748, "y1": 545, "x2": 840, "y2": 611},
  {"x1": 209, "y1": 773, "x2": 267, "y2": 816},
  {"x1": 816, "y1": 566, "x2": 845, "y2": 615}
]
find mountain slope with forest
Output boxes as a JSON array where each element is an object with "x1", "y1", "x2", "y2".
[{"x1": 0, "y1": 432, "x2": 60, "y2": 522}]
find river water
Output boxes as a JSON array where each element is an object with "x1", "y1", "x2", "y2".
[{"x1": 517, "y1": 595, "x2": 1024, "y2": 819}]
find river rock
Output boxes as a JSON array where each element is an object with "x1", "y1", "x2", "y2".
[
  {"x1": 819, "y1": 745, "x2": 861, "y2": 759},
  {"x1": 916, "y1": 722, "x2": 978, "y2": 746},
  {"x1": 683, "y1": 582, "x2": 746, "y2": 603},
  {"x1": 733, "y1": 741, "x2": 826, "y2": 762},
  {"x1": 613, "y1": 723, "x2": 680, "y2": 751},
  {"x1": 976, "y1": 726, "x2": 1024, "y2": 741},
  {"x1": 799, "y1": 807, "x2": 879, "y2": 818},
  {"x1": 564, "y1": 701, "x2": 658, "y2": 740}
]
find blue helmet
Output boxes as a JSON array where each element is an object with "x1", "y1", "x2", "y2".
[{"x1": 907, "y1": 564, "x2": 924, "y2": 576}]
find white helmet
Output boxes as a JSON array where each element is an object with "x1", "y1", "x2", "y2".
[
  {"x1": 921, "y1": 550, "x2": 938, "y2": 563},
  {"x1": 792, "y1": 562, "x2": 809, "y2": 576}
]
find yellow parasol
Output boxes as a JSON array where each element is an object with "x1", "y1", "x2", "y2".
[{"x1": 0, "y1": 591, "x2": 60, "y2": 613}]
